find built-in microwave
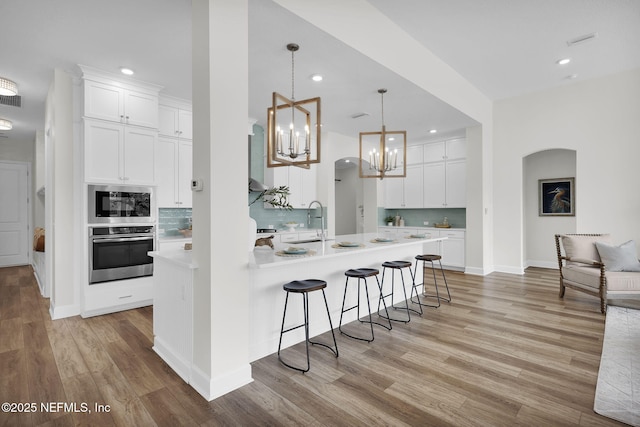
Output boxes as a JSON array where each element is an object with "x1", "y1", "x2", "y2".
[{"x1": 88, "y1": 184, "x2": 155, "y2": 224}]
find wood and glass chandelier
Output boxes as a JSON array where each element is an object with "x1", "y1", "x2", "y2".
[
  {"x1": 267, "y1": 43, "x2": 321, "y2": 169},
  {"x1": 359, "y1": 89, "x2": 406, "y2": 179}
]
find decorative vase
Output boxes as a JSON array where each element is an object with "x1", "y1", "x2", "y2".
[{"x1": 248, "y1": 216, "x2": 257, "y2": 251}]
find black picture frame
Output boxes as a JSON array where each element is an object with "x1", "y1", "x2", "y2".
[{"x1": 539, "y1": 177, "x2": 575, "y2": 216}]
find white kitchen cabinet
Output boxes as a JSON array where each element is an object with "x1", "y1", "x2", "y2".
[
  {"x1": 84, "y1": 119, "x2": 156, "y2": 185},
  {"x1": 156, "y1": 138, "x2": 193, "y2": 208},
  {"x1": 377, "y1": 227, "x2": 465, "y2": 270},
  {"x1": 82, "y1": 276, "x2": 153, "y2": 318},
  {"x1": 384, "y1": 163, "x2": 423, "y2": 208},
  {"x1": 159, "y1": 104, "x2": 193, "y2": 140},
  {"x1": 264, "y1": 164, "x2": 317, "y2": 209},
  {"x1": 423, "y1": 138, "x2": 466, "y2": 163},
  {"x1": 423, "y1": 162, "x2": 446, "y2": 208},
  {"x1": 422, "y1": 138, "x2": 466, "y2": 208},
  {"x1": 439, "y1": 229, "x2": 465, "y2": 268},
  {"x1": 444, "y1": 159, "x2": 466, "y2": 208},
  {"x1": 84, "y1": 80, "x2": 159, "y2": 129}
]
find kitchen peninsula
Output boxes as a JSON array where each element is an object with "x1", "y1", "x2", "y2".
[{"x1": 150, "y1": 232, "x2": 445, "y2": 383}]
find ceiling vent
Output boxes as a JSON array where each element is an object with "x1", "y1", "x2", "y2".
[
  {"x1": 566, "y1": 32, "x2": 598, "y2": 47},
  {"x1": 0, "y1": 95, "x2": 22, "y2": 108}
]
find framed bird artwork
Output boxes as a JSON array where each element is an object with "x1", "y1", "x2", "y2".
[{"x1": 539, "y1": 177, "x2": 575, "y2": 216}]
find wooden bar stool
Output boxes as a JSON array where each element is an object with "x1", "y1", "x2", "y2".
[
  {"x1": 339, "y1": 268, "x2": 392, "y2": 342},
  {"x1": 277, "y1": 279, "x2": 338, "y2": 373},
  {"x1": 410, "y1": 254, "x2": 451, "y2": 308},
  {"x1": 378, "y1": 260, "x2": 422, "y2": 323}
]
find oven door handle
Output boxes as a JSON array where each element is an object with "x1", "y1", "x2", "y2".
[{"x1": 92, "y1": 236, "x2": 154, "y2": 244}]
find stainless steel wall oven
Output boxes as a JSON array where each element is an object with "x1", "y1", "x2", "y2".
[{"x1": 89, "y1": 226, "x2": 155, "y2": 284}]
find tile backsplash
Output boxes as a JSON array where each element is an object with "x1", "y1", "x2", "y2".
[{"x1": 158, "y1": 208, "x2": 192, "y2": 238}]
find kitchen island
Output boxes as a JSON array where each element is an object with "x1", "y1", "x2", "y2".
[
  {"x1": 150, "y1": 232, "x2": 445, "y2": 381},
  {"x1": 248, "y1": 232, "x2": 445, "y2": 360}
]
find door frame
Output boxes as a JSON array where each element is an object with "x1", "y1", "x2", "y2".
[{"x1": 0, "y1": 160, "x2": 32, "y2": 268}]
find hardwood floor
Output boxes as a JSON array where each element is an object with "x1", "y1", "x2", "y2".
[{"x1": 0, "y1": 265, "x2": 626, "y2": 426}]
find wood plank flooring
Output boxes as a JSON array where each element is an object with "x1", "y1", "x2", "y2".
[{"x1": 0, "y1": 265, "x2": 627, "y2": 426}]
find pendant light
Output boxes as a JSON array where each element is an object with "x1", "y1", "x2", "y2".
[
  {"x1": 359, "y1": 89, "x2": 406, "y2": 179},
  {"x1": 267, "y1": 43, "x2": 321, "y2": 169}
]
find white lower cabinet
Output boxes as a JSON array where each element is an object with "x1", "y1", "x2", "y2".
[
  {"x1": 377, "y1": 227, "x2": 465, "y2": 270},
  {"x1": 82, "y1": 276, "x2": 153, "y2": 318},
  {"x1": 439, "y1": 229, "x2": 465, "y2": 268}
]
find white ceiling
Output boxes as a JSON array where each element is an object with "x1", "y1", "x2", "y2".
[{"x1": 1, "y1": 0, "x2": 638, "y2": 145}]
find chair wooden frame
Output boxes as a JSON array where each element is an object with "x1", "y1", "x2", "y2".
[{"x1": 555, "y1": 233, "x2": 607, "y2": 314}]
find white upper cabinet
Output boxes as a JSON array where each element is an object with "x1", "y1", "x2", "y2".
[
  {"x1": 159, "y1": 102, "x2": 193, "y2": 140},
  {"x1": 156, "y1": 138, "x2": 192, "y2": 208},
  {"x1": 84, "y1": 119, "x2": 156, "y2": 185},
  {"x1": 264, "y1": 164, "x2": 317, "y2": 209},
  {"x1": 84, "y1": 80, "x2": 159, "y2": 129}
]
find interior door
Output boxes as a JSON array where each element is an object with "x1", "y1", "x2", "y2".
[{"x1": 0, "y1": 161, "x2": 30, "y2": 267}]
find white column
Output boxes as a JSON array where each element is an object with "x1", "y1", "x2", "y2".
[{"x1": 191, "y1": 0, "x2": 252, "y2": 400}]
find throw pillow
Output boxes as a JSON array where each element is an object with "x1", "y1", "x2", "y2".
[{"x1": 595, "y1": 240, "x2": 640, "y2": 272}]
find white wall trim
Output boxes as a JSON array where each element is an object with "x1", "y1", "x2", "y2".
[
  {"x1": 49, "y1": 301, "x2": 81, "y2": 320},
  {"x1": 525, "y1": 260, "x2": 558, "y2": 270},
  {"x1": 190, "y1": 364, "x2": 253, "y2": 402},
  {"x1": 493, "y1": 265, "x2": 525, "y2": 275},
  {"x1": 464, "y1": 266, "x2": 492, "y2": 276}
]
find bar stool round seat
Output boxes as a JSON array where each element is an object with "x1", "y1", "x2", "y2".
[
  {"x1": 339, "y1": 268, "x2": 392, "y2": 342},
  {"x1": 277, "y1": 279, "x2": 339, "y2": 373},
  {"x1": 416, "y1": 254, "x2": 441, "y2": 262},
  {"x1": 379, "y1": 260, "x2": 422, "y2": 323},
  {"x1": 345, "y1": 268, "x2": 380, "y2": 278},
  {"x1": 411, "y1": 254, "x2": 452, "y2": 308},
  {"x1": 283, "y1": 279, "x2": 328, "y2": 293}
]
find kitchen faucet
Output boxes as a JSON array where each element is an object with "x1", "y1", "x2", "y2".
[{"x1": 307, "y1": 200, "x2": 326, "y2": 242}]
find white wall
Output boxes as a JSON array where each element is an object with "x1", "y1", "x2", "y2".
[
  {"x1": 523, "y1": 149, "x2": 576, "y2": 268},
  {"x1": 493, "y1": 68, "x2": 640, "y2": 273},
  {"x1": 46, "y1": 69, "x2": 78, "y2": 318}
]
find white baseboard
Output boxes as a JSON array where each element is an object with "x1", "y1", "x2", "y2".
[
  {"x1": 49, "y1": 301, "x2": 81, "y2": 320},
  {"x1": 525, "y1": 260, "x2": 558, "y2": 269},
  {"x1": 464, "y1": 266, "x2": 492, "y2": 276},
  {"x1": 153, "y1": 339, "x2": 190, "y2": 383},
  {"x1": 493, "y1": 265, "x2": 525, "y2": 275},
  {"x1": 190, "y1": 363, "x2": 253, "y2": 401}
]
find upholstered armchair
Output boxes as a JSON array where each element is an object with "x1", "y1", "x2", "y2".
[{"x1": 555, "y1": 234, "x2": 640, "y2": 314}]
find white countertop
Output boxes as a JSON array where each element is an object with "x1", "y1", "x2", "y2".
[
  {"x1": 149, "y1": 232, "x2": 444, "y2": 271},
  {"x1": 250, "y1": 232, "x2": 445, "y2": 269},
  {"x1": 149, "y1": 249, "x2": 198, "y2": 269}
]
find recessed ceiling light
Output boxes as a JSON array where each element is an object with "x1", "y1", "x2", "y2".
[
  {"x1": 429, "y1": 129, "x2": 437, "y2": 134},
  {"x1": 556, "y1": 58, "x2": 571, "y2": 65},
  {"x1": 120, "y1": 67, "x2": 134, "y2": 76},
  {"x1": 345, "y1": 159, "x2": 350, "y2": 163},
  {"x1": 310, "y1": 74, "x2": 323, "y2": 82}
]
